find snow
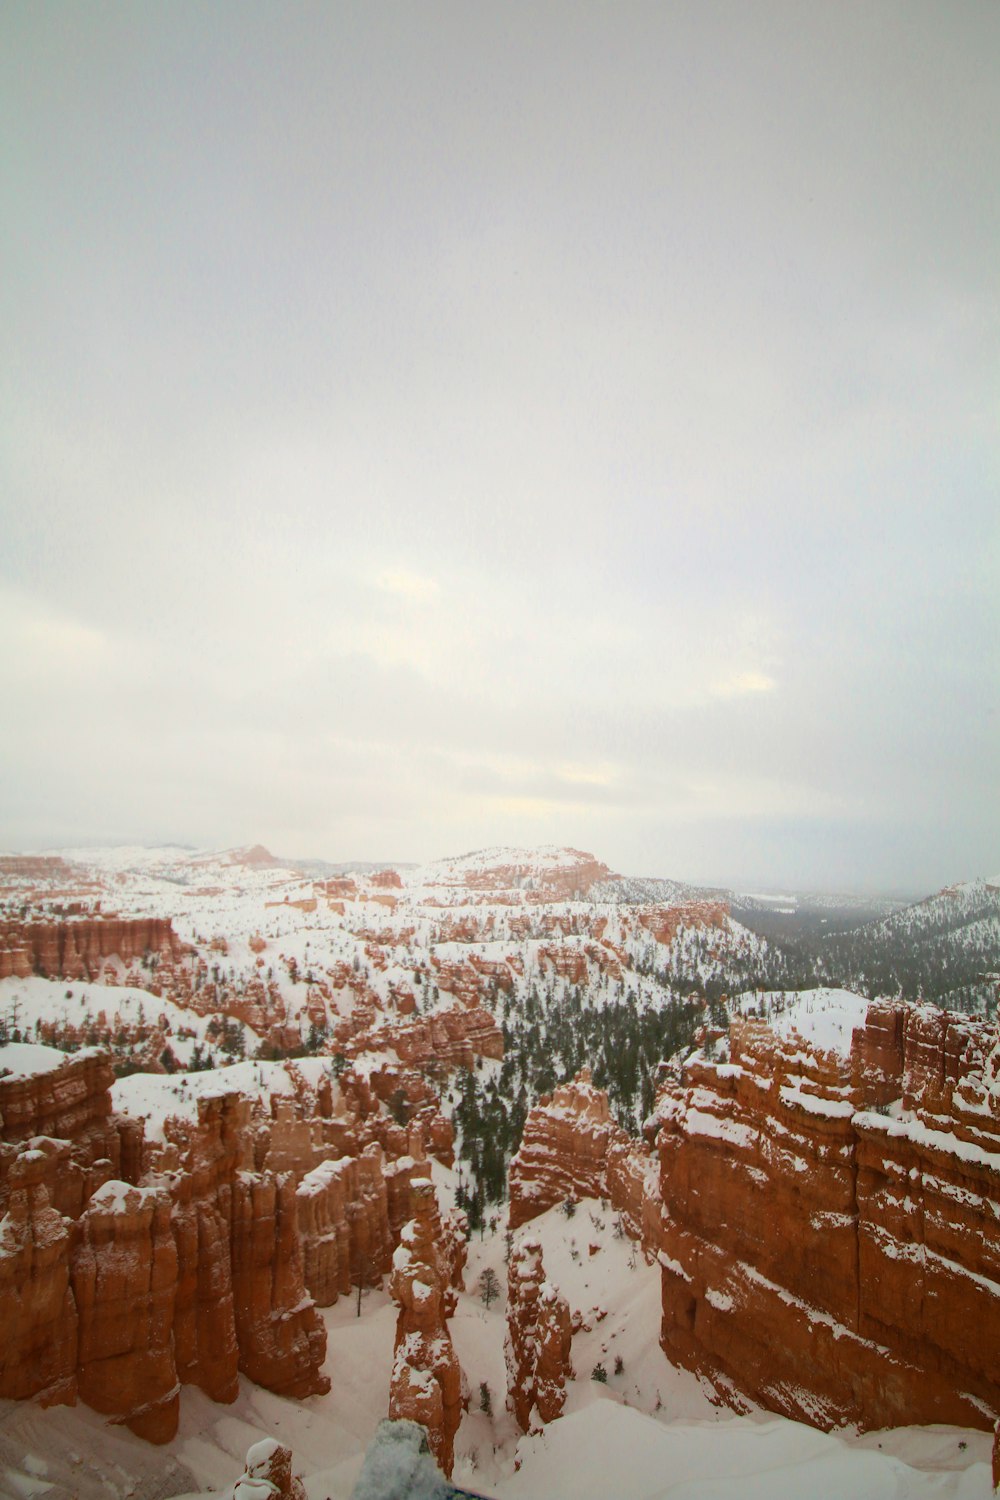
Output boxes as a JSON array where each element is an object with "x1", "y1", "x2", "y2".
[
  {"x1": 733, "y1": 987, "x2": 870, "y2": 1057},
  {"x1": 111, "y1": 1057, "x2": 339, "y2": 1141},
  {"x1": 351, "y1": 1419, "x2": 453, "y2": 1500},
  {"x1": 0, "y1": 1041, "x2": 74, "y2": 1079},
  {"x1": 494, "y1": 1388, "x2": 991, "y2": 1500}
]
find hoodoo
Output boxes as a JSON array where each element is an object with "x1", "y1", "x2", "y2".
[
  {"x1": 505, "y1": 1236, "x2": 573, "y2": 1432},
  {"x1": 388, "y1": 1180, "x2": 465, "y2": 1476}
]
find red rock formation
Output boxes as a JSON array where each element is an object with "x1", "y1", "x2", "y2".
[
  {"x1": 230, "y1": 1170, "x2": 329, "y2": 1399},
  {"x1": 234, "y1": 1438, "x2": 306, "y2": 1500},
  {"x1": 0, "y1": 1048, "x2": 120, "y2": 1166},
  {"x1": 0, "y1": 1038, "x2": 474, "y2": 1443},
  {"x1": 388, "y1": 1181, "x2": 464, "y2": 1476},
  {"x1": 296, "y1": 1156, "x2": 356, "y2": 1305},
  {"x1": 508, "y1": 1069, "x2": 660, "y2": 1250},
  {"x1": 506, "y1": 1237, "x2": 573, "y2": 1431},
  {"x1": 509, "y1": 1070, "x2": 618, "y2": 1228},
  {"x1": 0, "y1": 1147, "x2": 78, "y2": 1406},
  {"x1": 423, "y1": 849, "x2": 611, "y2": 902},
  {"x1": 0, "y1": 1055, "x2": 339, "y2": 1440},
  {"x1": 165, "y1": 1094, "x2": 243, "y2": 1404},
  {"x1": 655, "y1": 1002, "x2": 1000, "y2": 1432},
  {"x1": 0, "y1": 916, "x2": 189, "y2": 982},
  {"x1": 538, "y1": 945, "x2": 590, "y2": 985},
  {"x1": 71, "y1": 1179, "x2": 180, "y2": 1442},
  {"x1": 432, "y1": 959, "x2": 490, "y2": 1007},
  {"x1": 636, "y1": 900, "x2": 729, "y2": 946},
  {"x1": 366, "y1": 1062, "x2": 455, "y2": 1166},
  {"x1": 0, "y1": 855, "x2": 73, "y2": 882},
  {"x1": 605, "y1": 1133, "x2": 661, "y2": 1253},
  {"x1": 346, "y1": 1004, "x2": 503, "y2": 1071},
  {"x1": 439, "y1": 1206, "x2": 469, "y2": 1316}
]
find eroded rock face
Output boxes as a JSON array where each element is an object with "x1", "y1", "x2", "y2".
[
  {"x1": 509, "y1": 1070, "x2": 620, "y2": 1227},
  {"x1": 296, "y1": 1144, "x2": 402, "y2": 1305},
  {"x1": 655, "y1": 1003, "x2": 1000, "y2": 1431},
  {"x1": 0, "y1": 916, "x2": 188, "y2": 982},
  {"x1": 363, "y1": 1006, "x2": 503, "y2": 1071},
  {"x1": 166, "y1": 1094, "x2": 244, "y2": 1404},
  {"x1": 636, "y1": 901, "x2": 728, "y2": 946},
  {"x1": 508, "y1": 1068, "x2": 662, "y2": 1254},
  {"x1": 0, "y1": 1048, "x2": 119, "y2": 1161},
  {"x1": 0, "y1": 1148, "x2": 78, "y2": 1406},
  {"x1": 0, "y1": 1047, "x2": 459, "y2": 1441},
  {"x1": 388, "y1": 1182, "x2": 464, "y2": 1477},
  {"x1": 505, "y1": 1237, "x2": 573, "y2": 1432},
  {"x1": 230, "y1": 1170, "x2": 329, "y2": 1400},
  {"x1": 71, "y1": 1179, "x2": 180, "y2": 1442}
]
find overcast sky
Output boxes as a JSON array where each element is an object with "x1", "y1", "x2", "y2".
[{"x1": 2, "y1": 2, "x2": 997, "y2": 893}]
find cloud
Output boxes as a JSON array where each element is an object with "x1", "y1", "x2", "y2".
[
  {"x1": 709, "y1": 671, "x2": 778, "y2": 700},
  {"x1": 1, "y1": 5, "x2": 997, "y2": 889},
  {"x1": 374, "y1": 568, "x2": 440, "y2": 603},
  {"x1": 556, "y1": 763, "x2": 617, "y2": 788}
]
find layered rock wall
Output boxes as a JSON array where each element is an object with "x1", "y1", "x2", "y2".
[
  {"x1": 656, "y1": 1002, "x2": 1000, "y2": 1431},
  {"x1": 508, "y1": 1069, "x2": 658, "y2": 1248},
  {"x1": 0, "y1": 916, "x2": 188, "y2": 982}
]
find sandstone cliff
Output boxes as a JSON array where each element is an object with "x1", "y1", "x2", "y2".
[
  {"x1": 0, "y1": 916, "x2": 188, "y2": 983},
  {"x1": 506, "y1": 1011, "x2": 1000, "y2": 1435},
  {"x1": 655, "y1": 1000, "x2": 1000, "y2": 1431},
  {"x1": 508, "y1": 1068, "x2": 656, "y2": 1245}
]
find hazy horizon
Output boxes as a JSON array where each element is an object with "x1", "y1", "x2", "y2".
[
  {"x1": 3, "y1": 3, "x2": 997, "y2": 895},
  {"x1": 0, "y1": 832, "x2": 968, "y2": 901}
]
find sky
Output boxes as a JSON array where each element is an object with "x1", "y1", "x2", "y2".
[{"x1": 1, "y1": 2, "x2": 997, "y2": 894}]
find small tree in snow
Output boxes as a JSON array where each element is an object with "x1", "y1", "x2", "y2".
[{"x1": 478, "y1": 1267, "x2": 500, "y2": 1310}]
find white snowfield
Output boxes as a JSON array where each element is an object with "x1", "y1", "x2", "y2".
[
  {"x1": 111, "y1": 1055, "x2": 340, "y2": 1140},
  {"x1": 731, "y1": 986, "x2": 871, "y2": 1057},
  {"x1": 0, "y1": 1039, "x2": 85, "y2": 1079}
]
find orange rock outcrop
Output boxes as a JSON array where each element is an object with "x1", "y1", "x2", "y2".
[
  {"x1": 655, "y1": 1001, "x2": 1000, "y2": 1431},
  {"x1": 342, "y1": 1004, "x2": 503, "y2": 1072},
  {"x1": 507, "y1": 1010, "x2": 1000, "y2": 1436},
  {"x1": 510, "y1": 1071, "x2": 620, "y2": 1227},
  {"x1": 636, "y1": 900, "x2": 729, "y2": 946},
  {"x1": 71, "y1": 1179, "x2": 180, "y2": 1442},
  {"x1": 230, "y1": 1170, "x2": 329, "y2": 1400},
  {"x1": 506, "y1": 1237, "x2": 573, "y2": 1431},
  {"x1": 0, "y1": 916, "x2": 189, "y2": 982},
  {"x1": 0, "y1": 1146, "x2": 78, "y2": 1406},
  {"x1": 0, "y1": 1044, "x2": 466, "y2": 1441},
  {"x1": 387, "y1": 1181, "x2": 464, "y2": 1476}
]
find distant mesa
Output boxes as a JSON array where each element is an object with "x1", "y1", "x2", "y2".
[
  {"x1": 421, "y1": 845, "x2": 616, "y2": 901},
  {"x1": 229, "y1": 844, "x2": 278, "y2": 867}
]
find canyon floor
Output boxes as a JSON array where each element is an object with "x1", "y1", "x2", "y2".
[{"x1": 1, "y1": 1183, "x2": 992, "y2": 1500}]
